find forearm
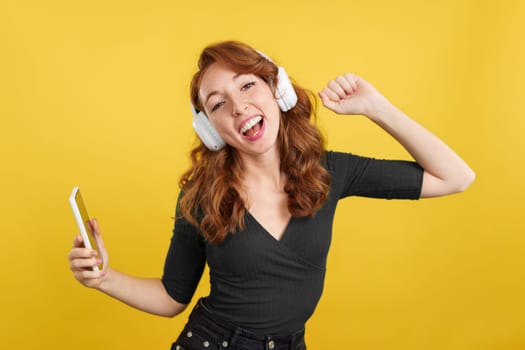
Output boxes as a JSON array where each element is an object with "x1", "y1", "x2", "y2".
[
  {"x1": 368, "y1": 101, "x2": 475, "y2": 196},
  {"x1": 97, "y1": 268, "x2": 187, "y2": 317}
]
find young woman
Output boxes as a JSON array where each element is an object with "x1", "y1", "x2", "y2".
[{"x1": 68, "y1": 41, "x2": 475, "y2": 350}]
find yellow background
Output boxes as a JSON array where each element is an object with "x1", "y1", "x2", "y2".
[{"x1": 2, "y1": 0, "x2": 524, "y2": 349}]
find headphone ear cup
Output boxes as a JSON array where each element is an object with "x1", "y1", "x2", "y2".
[
  {"x1": 256, "y1": 50, "x2": 298, "y2": 112},
  {"x1": 191, "y1": 105, "x2": 226, "y2": 151},
  {"x1": 275, "y1": 66, "x2": 298, "y2": 112}
]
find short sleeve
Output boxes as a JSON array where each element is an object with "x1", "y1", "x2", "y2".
[
  {"x1": 161, "y1": 194, "x2": 206, "y2": 304},
  {"x1": 325, "y1": 151, "x2": 424, "y2": 200}
]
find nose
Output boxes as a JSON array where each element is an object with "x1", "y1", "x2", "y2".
[{"x1": 231, "y1": 97, "x2": 248, "y2": 117}]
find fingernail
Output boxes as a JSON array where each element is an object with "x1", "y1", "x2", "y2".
[{"x1": 91, "y1": 250, "x2": 97, "y2": 256}]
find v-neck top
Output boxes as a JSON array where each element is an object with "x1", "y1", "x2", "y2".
[{"x1": 162, "y1": 151, "x2": 423, "y2": 335}]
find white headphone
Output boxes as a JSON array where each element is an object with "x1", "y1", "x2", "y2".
[{"x1": 191, "y1": 52, "x2": 298, "y2": 151}]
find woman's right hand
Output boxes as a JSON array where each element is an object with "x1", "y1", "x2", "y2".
[{"x1": 68, "y1": 218, "x2": 109, "y2": 289}]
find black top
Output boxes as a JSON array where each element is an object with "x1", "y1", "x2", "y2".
[{"x1": 162, "y1": 151, "x2": 423, "y2": 335}]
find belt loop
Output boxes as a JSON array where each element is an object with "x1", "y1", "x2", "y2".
[
  {"x1": 229, "y1": 328, "x2": 241, "y2": 349},
  {"x1": 289, "y1": 330, "x2": 304, "y2": 350}
]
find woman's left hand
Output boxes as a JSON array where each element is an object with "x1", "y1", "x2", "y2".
[{"x1": 318, "y1": 73, "x2": 390, "y2": 118}]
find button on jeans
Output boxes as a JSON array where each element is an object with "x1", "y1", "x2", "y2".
[{"x1": 171, "y1": 299, "x2": 306, "y2": 350}]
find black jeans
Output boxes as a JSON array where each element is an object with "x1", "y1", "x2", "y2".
[{"x1": 171, "y1": 299, "x2": 306, "y2": 350}]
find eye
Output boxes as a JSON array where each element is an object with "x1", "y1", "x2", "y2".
[
  {"x1": 241, "y1": 81, "x2": 256, "y2": 91},
  {"x1": 210, "y1": 101, "x2": 225, "y2": 112}
]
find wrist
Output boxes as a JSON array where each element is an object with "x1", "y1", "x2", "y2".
[
  {"x1": 366, "y1": 97, "x2": 399, "y2": 124},
  {"x1": 97, "y1": 267, "x2": 114, "y2": 292}
]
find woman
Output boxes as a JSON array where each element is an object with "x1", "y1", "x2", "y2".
[{"x1": 68, "y1": 41, "x2": 475, "y2": 350}]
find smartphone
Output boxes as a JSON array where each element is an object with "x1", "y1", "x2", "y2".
[{"x1": 69, "y1": 186, "x2": 103, "y2": 271}]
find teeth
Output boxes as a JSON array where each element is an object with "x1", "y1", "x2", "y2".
[{"x1": 240, "y1": 116, "x2": 262, "y2": 134}]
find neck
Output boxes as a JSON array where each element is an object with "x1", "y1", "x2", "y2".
[{"x1": 239, "y1": 148, "x2": 284, "y2": 191}]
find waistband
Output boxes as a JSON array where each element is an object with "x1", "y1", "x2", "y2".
[{"x1": 188, "y1": 298, "x2": 305, "y2": 349}]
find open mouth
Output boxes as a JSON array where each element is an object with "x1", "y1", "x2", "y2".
[{"x1": 240, "y1": 116, "x2": 264, "y2": 138}]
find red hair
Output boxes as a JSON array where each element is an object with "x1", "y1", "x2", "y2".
[{"x1": 179, "y1": 41, "x2": 330, "y2": 243}]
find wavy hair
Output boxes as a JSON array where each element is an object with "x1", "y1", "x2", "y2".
[{"x1": 179, "y1": 41, "x2": 331, "y2": 243}]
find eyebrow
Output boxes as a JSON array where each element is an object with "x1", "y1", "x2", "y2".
[{"x1": 203, "y1": 73, "x2": 242, "y2": 106}]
